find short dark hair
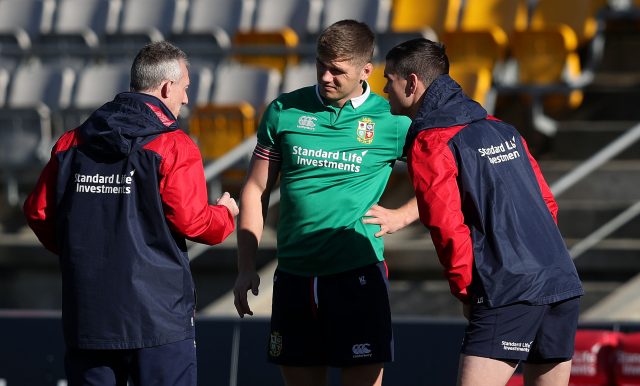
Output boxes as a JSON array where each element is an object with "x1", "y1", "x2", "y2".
[
  {"x1": 317, "y1": 19, "x2": 375, "y2": 66},
  {"x1": 385, "y1": 38, "x2": 449, "y2": 88},
  {"x1": 130, "y1": 41, "x2": 189, "y2": 92}
]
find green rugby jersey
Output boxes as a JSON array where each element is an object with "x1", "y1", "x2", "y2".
[{"x1": 255, "y1": 84, "x2": 411, "y2": 276}]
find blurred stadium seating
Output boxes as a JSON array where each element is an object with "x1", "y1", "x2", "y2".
[{"x1": 1, "y1": 1, "x2": 640, "y2": 383}]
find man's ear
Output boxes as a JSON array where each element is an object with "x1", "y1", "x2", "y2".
[
  {"x1": 160, "y1": 80, "x2": 171, "y2": 99},
  {"x1": 407, "y1": 73, "x2": 420, "y2": 96},
  {"x1": 361, "y1": 62, "x2": 373, "y2": 81}
]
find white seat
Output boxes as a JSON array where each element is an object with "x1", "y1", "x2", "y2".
[
  {"x1": 179, "y1": 0, "x2": 255, "y2": 47},
  {"x1": 0, "y1": 0, "x2": 54, "y2": 53},
  {"x1": 0, "y1": 66, "x2": 9, "y2": 107},
  {"x1": 282, "y1": 62, "x2": 316, "y2": 93},
  {"x1": 187, "y1": 63, "x2": 215, "y2": 108},
  {"x1": 36, "y1": 0, "x2": 115, "y2": 59},
  {"x1": 252, "y1": 0, "x2": 322, "y2": 36},
  {"x1": 105, "y1": 0, "x2": 186, "y2": 57},
  {"x1": 320, "y1": 0, "x2": 391, "y2": 32},
  {"x1": 177, "y1": 62, "x2": 214, "y2": 127},
  {"x1": 71, "y1": 62, "x2": 130, "y2": 109},
  {"x1": 7, "y1": 62, "x2": 75, "y2": 110},
  {"x1": 211, "y1": 63, "x2": 281, "y2": 110},
  {"x1": 0, "y1": 61, "x2": 74, "y2": 205},
  {"x1": 57, "y1": 62, "x2": 130, "y2": 134}
]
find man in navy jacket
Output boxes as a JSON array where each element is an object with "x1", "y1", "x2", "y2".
[
  {"x1": 24, "y1": 41, "x2": 238, "y2": 385},
  {"x1": 383, "y1": 38, "x2": 583, "y2": 386}
]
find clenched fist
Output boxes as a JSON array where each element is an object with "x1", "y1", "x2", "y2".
[{"x1": 217, "y1": 192, "x2": 239, "y2": 216}]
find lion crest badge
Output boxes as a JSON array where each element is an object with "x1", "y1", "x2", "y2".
[
  {"x1": 356, "y1": 117, "x2": 375, "y2": 144},
  {"x1": 269, "y1": 331, "x2": 282, "y2": 357}
]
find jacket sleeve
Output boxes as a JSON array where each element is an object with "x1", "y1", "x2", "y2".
[
  {"x1": 522, "y1": 138, "x2": 558, "y2": 222},
  {"x1": 24, "y1": 156, "x2": 59, "y2": 254},
  {"x1": 408, "y1": 129, "x2": 473, "y2": 303},
  {"x1": 22, "y1": 129, "x2": 83, "y2": 255},
  {"x1": 158, "y1": 132, "x2": 235, "y2": 245}
]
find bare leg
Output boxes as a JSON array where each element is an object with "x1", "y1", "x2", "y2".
[
  {"x1": 280, "y1": 366, "x2": 328, "y2": 386},
  {"x1": 457, "y1": 354, "x2": 518, "y2": 386},
  {"x1": 341, "y1": 363, "x2": 384, "y2": 386},
  {"x1": 523, "y1": 360, "x2": 572, "y2": 386}
]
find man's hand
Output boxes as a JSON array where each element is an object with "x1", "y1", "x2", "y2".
[
  {"x1": 233, "y1": 270, "x2": 260, "y2": 318},
  {"x1": 363, "y1": 203, "x2": 416, "y2": 237},
  {"x1": 217, "y1": 192, "x2": 239, "y2": 216}
]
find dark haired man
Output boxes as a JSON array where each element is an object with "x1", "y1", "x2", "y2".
[{"x1": 383, "y1": 38, "x2": 584, "y2": 386}]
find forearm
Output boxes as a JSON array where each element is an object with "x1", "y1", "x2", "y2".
[
  {"x1": 237, "y1": 185, "x2": 269, "y2": 273},
  {"x1": 397, "y1": 197, "x2": 419, "y2": 228}
]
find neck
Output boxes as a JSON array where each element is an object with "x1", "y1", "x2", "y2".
[{"x1": 408, "y1": 91, "x2": 427, "y2": 120}]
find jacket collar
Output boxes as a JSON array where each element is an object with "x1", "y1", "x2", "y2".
[{"x1": 404, "y1": 74, "x2": 487, "y2": 153}]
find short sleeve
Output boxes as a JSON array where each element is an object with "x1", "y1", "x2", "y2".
[{"x1": 254, "y1": 100, "x2": 282, "y2": 161}]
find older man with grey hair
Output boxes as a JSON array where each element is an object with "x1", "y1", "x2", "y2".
[{"x1": 24, "y1": 41, "x2": 238, "y2": 385}]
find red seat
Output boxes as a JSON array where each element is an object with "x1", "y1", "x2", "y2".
[
  {"x1": 570, "y1": 329, "x2": 620, "y2": 386},
  {"x1": 615, "y1": 332, "x2": 640, "y2": 386}
]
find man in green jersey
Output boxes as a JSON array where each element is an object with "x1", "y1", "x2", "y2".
[{"x1": 233, "y1": 20, "x2": 417, "y2": 386}]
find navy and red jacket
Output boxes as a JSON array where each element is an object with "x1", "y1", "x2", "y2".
[
  {"x1": 24, "y1": 92, "x2": 235, "y2": 349},
  {"x1": 406, "y1": 75, "x2": 583, "y2": 307}
]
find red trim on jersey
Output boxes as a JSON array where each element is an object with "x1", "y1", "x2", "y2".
[{"x1": 254, "y1": 143, "x2": 281, "y2": 162}]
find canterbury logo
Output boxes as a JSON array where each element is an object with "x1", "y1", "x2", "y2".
[
  {"x1": 352, "y1": 343, "x2": 372, "y2": 355},
  {"x1": 297, "y1": 115, "x2": 317, "y2": 130}
]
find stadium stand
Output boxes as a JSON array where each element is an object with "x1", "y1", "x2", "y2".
[
  {"x1": 104, "y1": 0, "x2": 187, "y2": 58},
  {"x1": 210, "y1": 63, "x2": 281, "y2": 109},
  {"x1": 529, "y1": 0, "x2": 606, "y2": 47},
  {"x1": 0, "y1": 61, "x2": 74, "y2": 206},
  {"x1": 231, "y1": 28, "x2": 300, "y2": 74},
  {"x1": 449, "y1": 62, "x2": 494, "y2": 108},
  {"x1": 189, "y1": 63, "x2": 281, "y2": 159},
  {"x1": 494, "y1": 0, "x2": 609, "y2": 139},
  {"x1": 0, "y1": 0, "x2": 54, "y2": 57},
  {"x1": 319, "y1": 0, "x2": 391, "y2": 33},
  {"x1": 0, "y1": 66, "x2": 9, "y2": 107},
  {"x1": 35, "y1": 0, "x2": 114, "y2": 62},
  {"x1": 281, "y1": 61, "x2": 317, "y2": 93},
  {"x1": 185, "y1": 62, "x2": 215, "y2": 107},
  {"x1": 377, "y1": 0, "x2": 461, "y2": 56},
  {"x1": 189, "y1": 103, "x2": 256, "y2": 160},
  {"x1": 389, "y1": 0, "x2": 457, "y2": 37},
  {"x1": 56, "y1": 62, "x2": 130, "y2": 135},
  {"x1": 368, "y1": 62, "x2": 387, "y2": 97},
  {"x1": 230, "y1": 0, "x2": 326, "y2": 73},
  {"x1": 251, "y1": 0, "x2": 323, "y2": 38},
  {"x1": 442, "y1": 0, "x2": 528, "y2": 75},
  {"x1": 170, "y1": 0, "x2": 254, "y2": 61}
]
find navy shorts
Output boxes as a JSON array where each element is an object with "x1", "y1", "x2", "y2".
[
  {"x1": 461, "y1": 296, "x2": 581, "y2": 363},
  {"x1": 268, "y1": 261, "x2": 394, "y2": 367},
  {"x1": 65, "y1": 338, "x2": 197, "y2": 386}
]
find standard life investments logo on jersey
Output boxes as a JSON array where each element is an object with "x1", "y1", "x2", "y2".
[
  {"x1": 292, "y1": 146, "x2": 368, "y2": 173},
  {"x1": 74, "y1": 170, "x2": 135, "y2": 195},
  {"x1": 290, "y1": 116, "x2": 375, "y2": 172}
]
